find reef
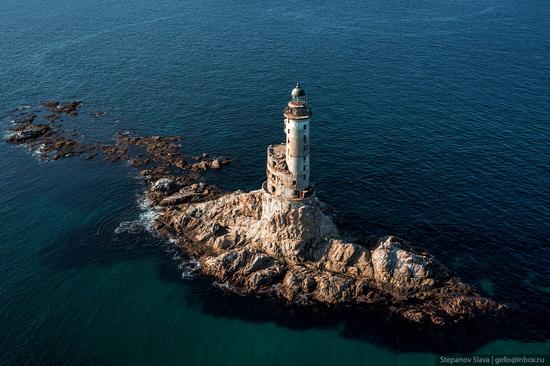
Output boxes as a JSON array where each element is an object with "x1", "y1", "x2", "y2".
[
  {"x1": 3, "y1": 101, "x2": 507, "y2": 329},
  {"x1": 3, "y1": 102, "x2": 230, "y2": 174}
]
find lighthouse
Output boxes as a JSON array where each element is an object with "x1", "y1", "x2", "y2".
[{"x1": 264, "y1": 83, "x2": 313, "y2": 200}]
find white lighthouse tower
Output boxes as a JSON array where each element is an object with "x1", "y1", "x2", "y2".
[
  {"x1": 264, "y1": 83, "x2": 313, "y2": 200},
  {"x1": 285, "y1": 83, "x2": 311, "y2": 191}
]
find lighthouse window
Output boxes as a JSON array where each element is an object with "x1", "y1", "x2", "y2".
[
  {"x1": 303, "y1": 135, "x2": 307, "y2": 142},
  {"x1": 303, "y1": 174, "x2": 306, "y2": 180},
  {"x1": 304, "y1": 125, "x2": 307, "y2": 130},
  {"x1": 303, "y1": 156, "x2": 306, "y2": 162},
  {"x1": 292, "y1": 180, "x2": 296, "y2": 186},
  {"x1": 303, "y1": 165, "x2": 306, "y2": 171}
]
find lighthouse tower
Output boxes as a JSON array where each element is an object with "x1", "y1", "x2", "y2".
[
  {"x1": 264, "y1": 83, "x2": 313, "y2": 200},
  {"x1": 285, "y1": 83, "x2": 311, "y2": 191}
]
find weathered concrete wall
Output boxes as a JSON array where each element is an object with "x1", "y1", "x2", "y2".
[
  {"x1": 266, "y1": 144, "x2": 297, "y2": 198},
  {"x1": 260, "y1": 188, "x2": 315, "y2": 221},
  {"x1": 285, "y1": 116, "x2": 310, "y2": 190}
]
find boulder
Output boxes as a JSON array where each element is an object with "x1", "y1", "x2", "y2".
[
  {"x1": 371, "y1": 236, "x2": 448, "y2": 295},
  {"x1": 323, "y1": 240, "x2": 373, "y2": 278}
]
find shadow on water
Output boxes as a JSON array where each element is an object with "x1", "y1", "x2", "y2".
[
  {"x1": 152, "y1": 237, "x2": 550, "y2": 354},
  {"x1": 35, "y1": 186, "x2": 550, "y2": 354}
]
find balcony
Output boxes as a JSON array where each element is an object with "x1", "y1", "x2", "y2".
[{"x1": 283, "y1": 105, "x2": 311, "y2": 120}]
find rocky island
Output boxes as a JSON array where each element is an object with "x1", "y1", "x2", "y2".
[
  {"x1": 3, "y1": 86, "x2": 506, "y2": 330},
  {"x1": 149, "y1": 84, "x2": 505, "y2": 327}
]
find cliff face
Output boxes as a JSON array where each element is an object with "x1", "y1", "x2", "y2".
[{"x1": 154, "y1": 187, "x2": 504, "y2": 326}]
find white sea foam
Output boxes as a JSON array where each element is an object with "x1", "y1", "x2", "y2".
[
  {"x1": 114, "y1": 195, "x2": 159, "y2": 235},
  {"x1": 32, "y1": 144, "x2": 47, "y2": 159},
  {"x1": 179, "y1": 258, "x2": 201, "y2": 279},
  {"x1": 213, "y1": 281, "x2": 231, "y2": 291},
  {"x1": 2, "y1": 130, "x2": 17, "y2": 141},
  {"x1": 164, "y1": 244, "x2": 201, "y2": 280}
]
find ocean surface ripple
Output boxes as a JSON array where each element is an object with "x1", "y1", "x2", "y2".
[{"x1": 0, "y1": 0, "x2": 548, "y2": 365}]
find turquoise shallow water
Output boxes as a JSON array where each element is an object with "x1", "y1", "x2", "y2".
[{"x1": 1, "y1": 0, "x2": 549, "y2": 365}]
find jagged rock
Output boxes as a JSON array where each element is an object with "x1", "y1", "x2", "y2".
[
  {"x1": 280, "y1": 265, "x2": 317, "y2": 303},
  {"x1": 42, "y1": 100, "x2": 82, "y2": 115},
  {"x1": 321, "y1": 239, "x2": 374, "y2": 278},
  {"x1": 153, "y1": 188, "x2": 505, "y2": 327},
  {"x1": 160, "y1": 189, "x2": 197, "y2": 206},
  {"x1": 371, "y1": 236, "x2": 447, "y2": 295},
  {"x1": 4, "y1": 124, "x2": 51, "y2": 142},
  {"x1": 152, "y1": 178, "x2": 176, "y2": 193},
  {"x1": 313, "y1": 273, "x2": 356, "y2": 304},
  {"x1": 246, "y1": 263, "x2": 284, "y2": 287},
  {"x1": 190, "y1": 157, "x2": 230, "y2": 171}
]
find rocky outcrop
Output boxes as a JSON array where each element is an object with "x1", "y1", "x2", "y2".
[
  {"x1": 3, "y1": 103, "x2": 230, "y2": 179},
  {"x1": 152, "y1": 188, "x2": 506, "y2": 326},
  {"x1": 42, "y1": 100, "x2": 82, "y2": 115},
  {"x1": 3, "y1": 101, "x2": 506, "y2": 329}
]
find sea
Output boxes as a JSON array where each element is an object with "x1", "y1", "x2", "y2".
[{"x1": 0, "y1": 0, "x2": 549, "y2": 365}]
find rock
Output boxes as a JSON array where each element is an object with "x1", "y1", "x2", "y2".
[
  {"x1": 371, "y1": 236, "x2": 448, "y2": 295},
  {"x1": 191, "y1": 160, "x2": 209, "y2": 171},
  {"x1": 323, "y1": 240, "x2": 373, "y2": 278},
  {"x1": 129, "y1": 158, "x2": 150, "y2": 167},
  {"x1": 4, "y1": 124, "x2": 51, "y2": 142},
  {"x1": 210, "y1": 158, "x2": 230, "y2": 169},
  {"x1": 212, "y1": 234, "x2": 234, "y2": 252},
  {"x1": 312, "y1": 273, "x2": 355, "y2": 304},
  {"x1": 210, "y1": 159, "x2": 222, "y2": 169},
  {"x1": 152, "y1": 178, "x2": 175, "y2": 192},
  {"x1": 154, "y1": 188, "x2": 504, "y2": 326},
  {"x1": 246, "y1": 263, "x2": 285, "y2": 288},
  {"x1": 211, "y1": 222, "x2": 222, "y2": 235},
  {"x1": 280, "y1": 266, "x2": 317, "y2": 303},
  {"x1": 185, "y1": 207, "x2": 202, "y2": 218},
  {"x1": 42, "y1": 100, "x2": 82, "y2": 115},
  {"x1": 160, "y1": 189, "x2": 197, "y2": 206},
  {"x1": 190, "y1": 157, "x2": 230, "y2": 171}
]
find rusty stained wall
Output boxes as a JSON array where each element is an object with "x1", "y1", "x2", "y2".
[
  {"x1": 285, "y1": 116, "x2": 310, "y2": 191},
  {"x1": 266, "y1": 144, "x2": 297, "y2": 198}
]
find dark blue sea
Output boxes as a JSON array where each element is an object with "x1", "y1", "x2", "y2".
[{"x1": 1, "y1": 0, "x2": 549, "y2": 365}]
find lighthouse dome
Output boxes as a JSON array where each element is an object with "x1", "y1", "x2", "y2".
[{"x1": 291, "y1": 82, "x2": 306, "y2": 100}]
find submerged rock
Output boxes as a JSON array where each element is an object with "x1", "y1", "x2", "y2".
[
  {"x1": 42, "y1": 100, "x2": 82, "y2": 115},
  {"x1": 4, "y1": 124, "x2": 51, "y2": 142}
]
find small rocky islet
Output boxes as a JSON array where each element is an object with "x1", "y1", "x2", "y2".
[{"x1": 3, "y1": 99, "x2": 507, "y2": 331}]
